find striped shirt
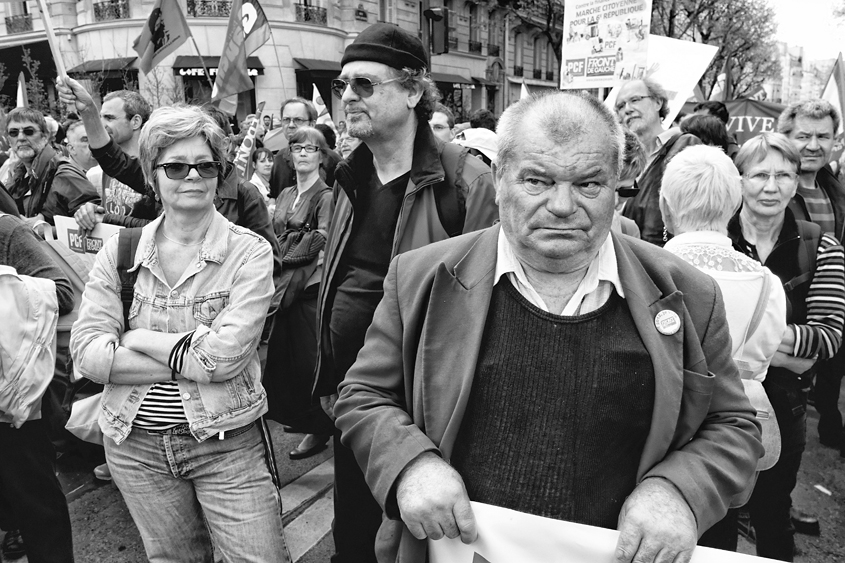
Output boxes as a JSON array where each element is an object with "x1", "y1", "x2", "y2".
[
  {"x1": 792, "y1": 233, "x2": 845, "y2": 360},
  {"x1": 132, "y1": 382, "x2": 188, "y2": 430},
  {"x1": 796, "y1": 186, "x2": 836, "y2": 237}
]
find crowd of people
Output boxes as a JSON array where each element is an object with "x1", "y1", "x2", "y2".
[{"x1": 0, "y1": 20, "x2": 842, "y2": 563}]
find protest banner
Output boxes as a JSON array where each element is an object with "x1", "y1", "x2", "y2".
[
  {"x1": 233, "y1": 101, "x2": 265, "y2": 183},
  {"x1": 132, "y1": 0, "x2": 191, "y2": 75},
  {"x1": 604, "y1": 35, "x2": 718, "y2": 127},
  {"x1": 429, "y1": 502, "x2": 780, "y2": 563},
  {"x1": 54, "y1": 216, "x2": 122, "y2": 256},
  {"x1": 560, "y1": 0, "x2": 652, "y2": 89}
]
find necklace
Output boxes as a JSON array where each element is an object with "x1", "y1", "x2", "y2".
[{"x1": 161, "y1": 230, "x2": 203, "y2": 246}]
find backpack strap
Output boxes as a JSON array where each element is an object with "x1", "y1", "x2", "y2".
[
  {"x1": 784, "y1": 221, "x2": 821, "y2": 292},
  {"x1": 116, "y1": 228, "x2": 143, "y2": 328},
  {"x1": 436, "y1": 144, "x2": 469, "y2": 237}
]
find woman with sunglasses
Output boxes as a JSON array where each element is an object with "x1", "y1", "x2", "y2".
[
  {"x1": 264, "y1": 126, "x2": 335, "y2": 460},
  {"x1": 71, "y1": 105, "x2": 290, "y2": 563},
  {"x1": 726, "y1": 133, "x2": 845, "y2": 560}
]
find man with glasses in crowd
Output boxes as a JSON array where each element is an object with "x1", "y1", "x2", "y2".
[
  {"x1": 269, "y1": 97, "x2": 342, "y2": 198},
  {"x1": 616, "y1": 78, "x2": 701, "y2": 245},
  {"x1": 4, "y1": 108, "x2": 99, "y2": 227},
  {"x1": 780, "y1": 100, "x2": 845, "y2": 462},
  {"x1": 314, "y1": 22, "x2": 498, "y2": 563}
]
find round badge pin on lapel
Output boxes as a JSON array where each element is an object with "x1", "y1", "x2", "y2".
[{"x1": 654, "y1": 310, "x2": 681, "y2": 335}]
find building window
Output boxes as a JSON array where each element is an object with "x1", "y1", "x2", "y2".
[
  {"x1": 5, "y1": 1, "x2": 31, "y2": 34},
  {"x1": 186, "y1": 0, "x2": 231, "y2": 17},
  {"x1": 546, "y1": 42, "x2": 555, "y2": 81},
  {"x1": 487, "y1": 10, "x2": 500, "y2": 57},
  {"x1": 94, "y1": 0, "x2": 130, "y2": 22},
  {"x1": 296, "y1": 0, "x2": 328, "y2": 25},
  {"x1": 514, "y1": 32, "x2": 524, "y2": 75}
]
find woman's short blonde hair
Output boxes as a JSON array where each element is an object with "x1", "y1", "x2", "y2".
[
  {"x1": 660, "y1": 144, "x2": 742, "y2": 233},
  {"x1": 139, "y1": 104, "x2": 227, "y2": 193},
  {"x1": 734, "y1": 132, "x2": 801, "y2": 176}
]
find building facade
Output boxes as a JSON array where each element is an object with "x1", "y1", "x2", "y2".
[{"x1": 0, "y1": 0, "x2": 561, "y2": 123}]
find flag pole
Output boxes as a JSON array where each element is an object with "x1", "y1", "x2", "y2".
[
  {"x1": 268, "y1": 26, "x2": 288, "y2": 98},
  {"x1": 189, "y1": 35, "x2": 216, "y2": 92},
  {"x1": 35, "y1": 0, "x2": 67, "y2": 79}
]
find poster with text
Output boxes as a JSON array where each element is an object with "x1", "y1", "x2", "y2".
[
  {"x1": 429, "y1": 502, "x2": 780, "y2": 563},
  {"x1": 560, "y1": 0, "x2": 653, "y2": 89},
  {"x1": 54, "y1": 216, "x2": 123, "y2": 256},
  {"x1": 604, "y1": 35, "x2": 719, "y2": 127}
]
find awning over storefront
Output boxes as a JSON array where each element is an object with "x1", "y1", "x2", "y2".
[
  {"x1": 293, "y1": 58, "x2": 342, "y2": 80},
  {"x1": 431, "y1": 72, "x2": 474, "y2": 86},
  {"x1": 472, "y1": 76, "x2": 498, "y2": 88},
  {"x1": 172, "y1": 56, "x2": 264, "y2": 77},
  {"x1": 67, "y1": 57, "x2": 136, "y2": 77}
]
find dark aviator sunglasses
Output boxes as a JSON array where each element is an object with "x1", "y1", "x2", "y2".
[
  {"x1": 7, "y1": 127, "x2": 39, "y2": 138},
  {"x1": 331, "y1": 76, "x2": 402, "y2": 99}
]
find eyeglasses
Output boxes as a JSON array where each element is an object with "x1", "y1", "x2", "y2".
[
  {"x1": 615, "y1": 95, "x2": 652, "y2": 112},
  {"x1": 331, "y1": 76, "x2": 403, "y2": 99},
  {"x1": 281, "y1": 117, "x2": 309, "y2": 126},
  {"x1": 155, "y1": 161, "x2": 222, "y2": 180},
  {"x1": 616, "y1": 179, "x2": 640, "y2": 198},
  {"x1": 290, "y1": 144, "x2": 320, "y2": 154},
  {"x1": 744, "y1": 171, "x2": 797, "y2": 187},
  {"x1": 7, "y1": 127, "x2": 39, "y2": 138}
]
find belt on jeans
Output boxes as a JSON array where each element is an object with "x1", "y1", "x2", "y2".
[{"x1": 146, "y1": 421, "x2": 255, "y2": 439}]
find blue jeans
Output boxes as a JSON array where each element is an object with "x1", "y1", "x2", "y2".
[{"x1": 105, "y1": 423, "x2": 290, "y2": 563}]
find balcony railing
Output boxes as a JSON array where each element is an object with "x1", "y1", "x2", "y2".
[
  {"x1": 94, "y1": 0, "x2": 129, "y2": 22},
  {"x1": 447, "y1": 36, "x2": 458, "y2": 49},
  {"x1": 487, "y1": 44, "x2": 500, "y2": 57},
  {"x1": 546, "y1": 70, "x2": 555, "y2": 81},
  {"x1": 468, "y1": 40, "x2": 482, "y2": 54},
  {"x1": 533, "y1": 68, "x2": 542, "y2": 79},
  {"x1": 513, "y1": 65, "x2": 523, "y2": 77},
  {"x1": 5, "y1": 14, "x2": 32, "y2": 34},
  {"x1": 186, "y1": 0, "x2": 231, "y2": 17},
  {"x1": 295, "y1": 4, "x2": 327, "y2": 25}
]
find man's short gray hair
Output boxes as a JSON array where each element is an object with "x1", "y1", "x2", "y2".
[
  {"x1": 778, "y1": 99, "x2": 841, "y2": 136},
  {"x1": 660, "y1": 145, "x2": 742, "y2": 233},
  {"x1": 497, "y1": 92, "x2": 624, "y2": 177}
]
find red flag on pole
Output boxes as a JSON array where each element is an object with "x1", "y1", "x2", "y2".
[
  {"x1": 211, "y1": 0, "x2": 271, "y2": 103},
  {"x1": 133, "y1": 0, "x2": 191, "y2": 75},
  {"x1": 823, "y1": 53, "x2": 845, "y2": 136}
]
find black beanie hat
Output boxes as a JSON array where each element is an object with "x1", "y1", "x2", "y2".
[{"x1": 341, "y1": 23, "x2": 429, "y2": 71}]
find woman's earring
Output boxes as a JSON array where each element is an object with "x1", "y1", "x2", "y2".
[{"x1": 663, "y1": 226, "x2": 668, "y2": 242}]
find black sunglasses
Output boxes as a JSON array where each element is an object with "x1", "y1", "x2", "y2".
[
  {"x1": 331, "y1": 76, "x2": 402, "y2": 99},
  {"x1": 616, "y1": 179, "x2": 640, "y2": 198},
  {"x1": 7, "y1": 127, "x2": 39, "y2": 138},
  {"x1": 155, "y1": 161, "x2": 222, "y2": 180}
]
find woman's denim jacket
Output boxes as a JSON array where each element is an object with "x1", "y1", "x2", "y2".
[{"x1": 70, "y1": 211, "x2": 274, "y2": 445}]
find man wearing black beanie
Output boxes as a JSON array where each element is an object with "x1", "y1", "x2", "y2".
[{"x1": 312, "y1": 22, "x2": 498, "y2": 563}]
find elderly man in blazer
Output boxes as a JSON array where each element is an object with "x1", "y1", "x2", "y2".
[{"x1": 333, "y1": 92, "x2": 763, "y2": 563}]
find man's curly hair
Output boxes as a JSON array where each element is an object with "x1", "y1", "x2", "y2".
[{"x1": 393, "y1": 67, "x2": 441, "y2": 122}]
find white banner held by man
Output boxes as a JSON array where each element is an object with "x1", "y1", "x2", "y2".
[
  {"x1": 560, "y1": 0, "x2": 653, "y2": 90},
  {"x1": 429, "y1": 502, "x2": 780, "y2": 563}
]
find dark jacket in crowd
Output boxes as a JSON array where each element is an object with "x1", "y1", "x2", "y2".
[
  {"x1": 269, "y1": 146, "x2": 342, "y2": 199},
  {"x1": 622, "y1": 133, "x2": 702, "y2": 246},
  {"x1": 6, "y1": 146, "x2": 100, "y2": 225},
  {"x1": 0, "y1": 184, "x2": 19, "y2": 216}
]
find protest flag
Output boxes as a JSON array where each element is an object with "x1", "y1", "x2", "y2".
[
  {"x1": 233, "y1": 101, "x2": 265, "y2": 183},
  {"x1": 312, "y1": 83, "x2": 336, "y2": 130},
  {"x1": 520, "y1": 81, "x2": 530, "y2": 100},
  {"x1": 822, "y1": 53, "x2": 845, "y2": 135},
  {"x1": 16, "y1": 72, "x2": 27, "y2": 108},
  {"x1": 132, "y1": 0, "x2": 191, "y2": 74},
  {"x1": 211, "y1": 0, "x2": 271, "y2": 103}
]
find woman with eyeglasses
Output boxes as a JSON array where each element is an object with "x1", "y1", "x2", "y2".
[
  {"x1": 726, "y1": 132, "x2": 845, "y2": 560},
  {"x1": 264, "y1": 126, "x2": 335, "y2": 460},
  {"x1": 71, "y1": 105, "x2": 291, "y2": 563}
]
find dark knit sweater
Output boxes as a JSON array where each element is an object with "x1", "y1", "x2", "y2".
[{"x1": 450, "y1": 279, "x2": 655, "y2": 528}]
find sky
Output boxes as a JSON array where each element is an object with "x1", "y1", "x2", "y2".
[{"x1": 771, "y1": 0, "x2": 845, "y2": 60}]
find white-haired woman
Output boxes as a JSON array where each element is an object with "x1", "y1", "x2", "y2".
[
  {"x1": 660, "y1": 144, "x2": 787, "y2": 551},
  {"x1": 71, "y1": 105, "x2": 290, "y2": 563},
  {"x1": 727, "y1": 133, "x2": 845, "y2": 560}
]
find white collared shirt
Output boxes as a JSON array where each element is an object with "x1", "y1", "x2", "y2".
[{"x1": 494, "y1": 229, "x2": 624, "y2": 316}]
